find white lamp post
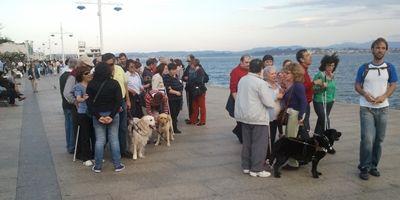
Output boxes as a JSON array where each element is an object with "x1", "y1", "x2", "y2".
[
  {"x1": 76, "y1": 0, "x2": 122, "y2": 53},
  {"x1": 42, "y1": 38, "x2": 57, "y2": 61},
  {"x1": 51, "y1": 23, "x2": 73, "y2": 66}
]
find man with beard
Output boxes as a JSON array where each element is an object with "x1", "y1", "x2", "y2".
[{"x1": 355, "y1": 37, "x2": 397, "y2": 180}]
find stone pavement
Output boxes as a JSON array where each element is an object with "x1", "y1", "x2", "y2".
[{"x1": 1, "y1": 75, "x2": 400, "y2": 200}]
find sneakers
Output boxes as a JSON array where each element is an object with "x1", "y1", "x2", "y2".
[
  {"x1": 83, "y1": 160, "x2": 93, "y2": 167},
  {"x1": 369, "y1": 169, "x2": 380, "y2": 177},
  {"x1": 92, "y1": 166, "x2": 101, "y2": 173},
  {"x1": 115, "y1": 164, "x2": 125, "y2": 172},
  {"x1": 249, "y1": 171, "x2": 271, "y2": 178},
  {"x1": 243, "y1": 169, "x2": 250, "y2": 174},
  {"x1": 359, "y1": 170, "x2": 369, "y2": 180}
]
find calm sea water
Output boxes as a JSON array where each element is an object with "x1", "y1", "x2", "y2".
[{"x1": 196, "y1": 53, "x2": 400, "y2": 109}]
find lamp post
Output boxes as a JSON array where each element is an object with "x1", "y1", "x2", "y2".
[
  {"x1": 51, "y1": 23, "x2": 73, "y2": 66},
  {"x1": 42, "y1": 38, "x2": 57, "y2": 61},
  {"x1": 76, "y1": 0, "x2": 122, "y2": 53}
]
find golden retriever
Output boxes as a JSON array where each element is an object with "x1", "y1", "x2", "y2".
[
  {"x1": 127, "y1": 115, "x2": 156, "y2": 160},
  {"x1": 155, "y1": 113, "x2": 174, "y2": 147}
]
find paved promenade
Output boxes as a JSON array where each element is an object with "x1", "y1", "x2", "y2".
[{"x1": 1, "y1": 76, "x2": 400, "y2": 200}]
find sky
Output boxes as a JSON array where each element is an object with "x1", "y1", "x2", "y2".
[{"x1": 0, "y1": 0, "x2": 399, "y2": 54}]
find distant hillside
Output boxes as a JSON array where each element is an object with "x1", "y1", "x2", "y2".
[
  {"x1": 326, "y1": 41, "x2": 400, "y2": 49},
  {"x1": 124, "y1": 41, "x2": 400, "y2": 58}
]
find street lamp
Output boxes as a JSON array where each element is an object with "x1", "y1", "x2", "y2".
[
  {"x1": 51, "y1": 23, "x2": 73, "y2": 66},
  {"x1": 42, "y1": 38, "x2": 58, "y2": 61},
  {"x1": 76, "y1": 0, "x2": 123, "y2": 53}
]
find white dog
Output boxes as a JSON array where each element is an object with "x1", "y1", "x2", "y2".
[{"x1": 128, "y1": 115, "x2": 156, "y2": 160}]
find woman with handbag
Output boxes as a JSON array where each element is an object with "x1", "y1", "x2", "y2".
[
  {"x1": 187, "y1": 59, "x2": 209, "y2": 126},
  {"x1": 87, "y1": 62, "x2": 124, "y2": 173},
  {"x1": 279, "y1": 63, "x2": 307, "y2": 168}
]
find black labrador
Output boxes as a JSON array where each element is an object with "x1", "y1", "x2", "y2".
[
  {"x1": 271, "y1": 134, "x2": 331, "y2": 178},
  {"x1": 322, "y1": 129, "x2": 342, "y2": 154}
]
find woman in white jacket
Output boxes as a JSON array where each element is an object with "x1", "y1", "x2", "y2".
[{"x1": 235, "y1": 59, "x2": 275, "y2": 178}]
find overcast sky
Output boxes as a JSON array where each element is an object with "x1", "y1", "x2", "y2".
[{"x1": 1, "y1": 0, "x2": 399, "y2": 53}]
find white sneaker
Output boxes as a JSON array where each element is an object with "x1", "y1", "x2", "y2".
[
  {"x1": 249, "y1": 171, "x2": 271, "y2": 178},
  {"x1": 243, "y1": 169, "x2": 250, "y2": 174},
  {"x1": 83, "y1": 160, "x2": 93, "y2": 167}
]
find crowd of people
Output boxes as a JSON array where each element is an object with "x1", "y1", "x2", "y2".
[
  {"x1": 229, "y1": 37, "x2": 397, "y2": 179},
  {"x1": 0, "y1": 60, "x2": 26, "y2": 105},
  {"x1": 2, "y1": 37, "x2": 396, "y2": 181},
  {"x1": 59, "y1": 53, "x2": 208, "y2": 173}
]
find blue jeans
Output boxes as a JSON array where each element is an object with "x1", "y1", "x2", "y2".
[
  {"x1": 93, "y1": 112, "x2": 121, "y2": 169},
  {"x1": 119, "y1": 100, "x2": 128, "y2": 154},
  {"x1": 63, "y1": 109, "x2": 75, "y2": 153},
  {"x1": 358, "y1": 106, "x2": 388, "y2": 171}
]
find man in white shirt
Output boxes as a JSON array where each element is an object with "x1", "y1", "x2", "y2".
[{"x1": 355, "y1": 37, "x2": 398, "y2": 180}]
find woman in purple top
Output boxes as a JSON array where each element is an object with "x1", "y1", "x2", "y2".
[{"x1": 281, "y1": 62, "x2": 307, "y2": 168}]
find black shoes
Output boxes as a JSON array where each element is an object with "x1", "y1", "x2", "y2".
[
  {"x1": 359, "y1": 169, "x2": 369, "y2": 180},
  {"x1": 359, "y1": 168, "x2": 380, "y2": 180},
  {"x1": 369, "y1": 169, "x2": 380, "y2": 177}
]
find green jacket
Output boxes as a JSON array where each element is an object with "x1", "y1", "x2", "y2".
[{"x1": 313, "y1": 71, "x2": 336, "y2": 103}]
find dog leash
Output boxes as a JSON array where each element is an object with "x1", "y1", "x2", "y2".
[
  {"x1": 132, "y1": 122, "x2": 148, "y2": 137},
  {"x1": 287, "y1": 137, "x2": 328, "y2": 154},
  {"x1": 156, "y1": 127, "x2": 168, "y2": 142},
  {"x1": 287, "y1": 137, "x2": 317, "y2": 148}
]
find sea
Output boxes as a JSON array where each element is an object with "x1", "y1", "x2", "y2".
[
  {"x1": 136, "y1": 53, "x2": 400, "y2": 109},
  {"x1": 135, "y1": 53, "x2": 400, "y2": 109}
]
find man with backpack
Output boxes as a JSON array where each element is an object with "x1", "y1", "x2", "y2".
[{"x1": 355, "y1": 37, "x2": 398, "y2": 180}]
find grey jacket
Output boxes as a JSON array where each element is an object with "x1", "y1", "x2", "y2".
[
  {"x1": 63, "y1": 75, "x2": 76, "y2": 104},
  {"x1": 234, "y1": 73, "x2": 275, "y2": 125}
]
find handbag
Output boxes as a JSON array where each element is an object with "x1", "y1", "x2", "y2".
[
  {"x1": 225, "y1": 94, "x2": 235, "y2": 118},
  {"x1": 191, "y1": 85, "x2": 203, "y2": 97},
  {"x1": 277, "y1": 87, "x2": 293, "y2": 126}
]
